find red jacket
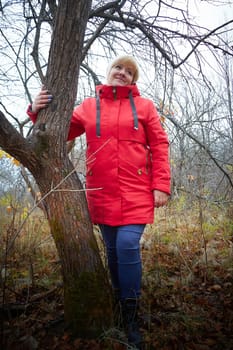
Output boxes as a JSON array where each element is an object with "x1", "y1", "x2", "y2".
[{"x1": 27, "y1": 84, "x2": 170, "y2": 225}]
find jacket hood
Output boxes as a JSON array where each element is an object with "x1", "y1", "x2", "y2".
[
  {"x1": 95, "y1": 84, "x2": 140, "y2": 137},
  {"x1": 96, "y1": 84, "x2": 140, "y2": 100}
]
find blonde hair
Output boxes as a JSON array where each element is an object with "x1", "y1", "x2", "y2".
[{"x1": 106, "y1": 55, "x2": 139, "y2": 84}]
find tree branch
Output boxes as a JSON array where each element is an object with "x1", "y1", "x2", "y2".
[
  {"x1": 175, "y1": 19, "x2": 233, "y2": 68},
  {"x1": 0, "y1": 110, "x2": 36, "y2": 170},
  {"x1": 30, "y1": 0, "x2": 48, "y2": 83},
  {"x1": 89, "y1": 0, "x2": 122, "y2": 17},
  {"x1": 165, "y1": 113, "x2": 233, "y2": 189},
  {"x1": 92, "y1": 10, "x2": 233, "y2": 68}
]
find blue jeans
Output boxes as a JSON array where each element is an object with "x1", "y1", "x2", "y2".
[{"x1": 99, "y1": 224, "x2": 145, "y2": 299}]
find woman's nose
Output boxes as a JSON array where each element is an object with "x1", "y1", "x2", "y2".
[
  {"x1": 119, "y1": 67, "x2": 125, "y2": 74},
  {"x1": 119, "y1": 69, "x2": 126, "y2": 76}
]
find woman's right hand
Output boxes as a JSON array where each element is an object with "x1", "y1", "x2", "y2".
[{"x1": 31, "y1": 87, "x2": 53, "y2": 113}]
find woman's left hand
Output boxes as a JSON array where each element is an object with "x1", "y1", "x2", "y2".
[{"x1": 153, "y1": 190, "x2": 169, "y2": 208}]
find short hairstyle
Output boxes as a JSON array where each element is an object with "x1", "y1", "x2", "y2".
[{"x1": 106, "y1": 55, "x2": 139, "y2": 84}]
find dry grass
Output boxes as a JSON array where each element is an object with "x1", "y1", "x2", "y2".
[{"x1": 0, "y1": 196, "x2": 233, "y2": 349}]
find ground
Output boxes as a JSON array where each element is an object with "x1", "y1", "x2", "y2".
[{"x1": 1, "y1": 204, "x2": 233, "y2": 349}]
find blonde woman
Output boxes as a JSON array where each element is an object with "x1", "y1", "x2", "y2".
[{"x1": 27, "y1": 55, "x2": 171, "y2": 349}]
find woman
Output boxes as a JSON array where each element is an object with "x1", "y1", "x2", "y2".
[{"x1": 27, "y1": 55, "x2": 171, "y2": 349}]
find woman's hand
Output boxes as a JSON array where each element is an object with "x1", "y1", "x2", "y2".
[
  {"x1": 31, "y1": 87, "x2": 53, "y2": 113},
  {"x1": 153, "y1": 190, "x2": 169, "y2": 208}
]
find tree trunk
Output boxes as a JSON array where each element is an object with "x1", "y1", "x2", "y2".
[
  {"x1": 33, "y1": 157, "x2": 113, "y2": 337},
  {"x1": 0, "y1": 113, "x2": 113, "y2": 338},
  {"x1": 30, "y1": 0, "x2": 113, "y2": 336},
  {"x1": 0, "y1": 0, "x2": 113, "y2": 337}
]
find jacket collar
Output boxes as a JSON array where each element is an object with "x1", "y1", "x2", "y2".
[
  {"x1": 96, "y1": 84, "x2": 140, "y2": 100},
  {"x1": 95, "y1": 84, "x2": 140, "y2": 137}
]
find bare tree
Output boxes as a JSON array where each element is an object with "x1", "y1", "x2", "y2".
[
  {"x1": 0, "y1": 0, "x2": 113, "y2": 337},
  {"x1": 0, "y1": 0, "x2": 233, "y2": 336}
]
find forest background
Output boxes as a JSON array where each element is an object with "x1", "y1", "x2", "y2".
[{"x1": 0, "y1": 0, "x2": 233, "y2": 349}]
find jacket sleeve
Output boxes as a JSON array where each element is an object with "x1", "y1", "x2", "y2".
[
  {"x1": 67, "y1": 104, "x2": 85, "y2": 141},
  {"x1": 145, "y1": 101, "x2": 171, "y2": 195},
  {"x1": 26, "y1": 104, "x2": 85, "y2": 141},
  {"x1": 26, "y1": 105, "x2": 38, "y2": 123}
]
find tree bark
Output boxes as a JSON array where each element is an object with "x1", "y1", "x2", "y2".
[
  {"x1": 0, "y1": 0, "x2": 113, "y2": 337},
  {"x1": 32, "y1": 0, "x2": 113, "y2": 336},
  {"x1": 33, "y1": 157, "x2": 113, "y2": 337}
]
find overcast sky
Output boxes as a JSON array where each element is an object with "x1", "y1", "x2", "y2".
[{"x1": 192, "y1": 1, "x2": 233, "y2": 28}]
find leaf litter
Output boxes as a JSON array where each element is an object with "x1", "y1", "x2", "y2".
[{"x1": 1, "y1": 204, "x2": 233, "y2": 349}]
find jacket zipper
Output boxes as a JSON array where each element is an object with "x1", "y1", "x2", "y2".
[{"x1": 113, "y1": 86, "x2": 117, "y2": 100}]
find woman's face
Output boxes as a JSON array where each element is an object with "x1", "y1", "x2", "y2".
[{"x1": 107, "y1": 62, "x2": 135, "y2": 86}]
